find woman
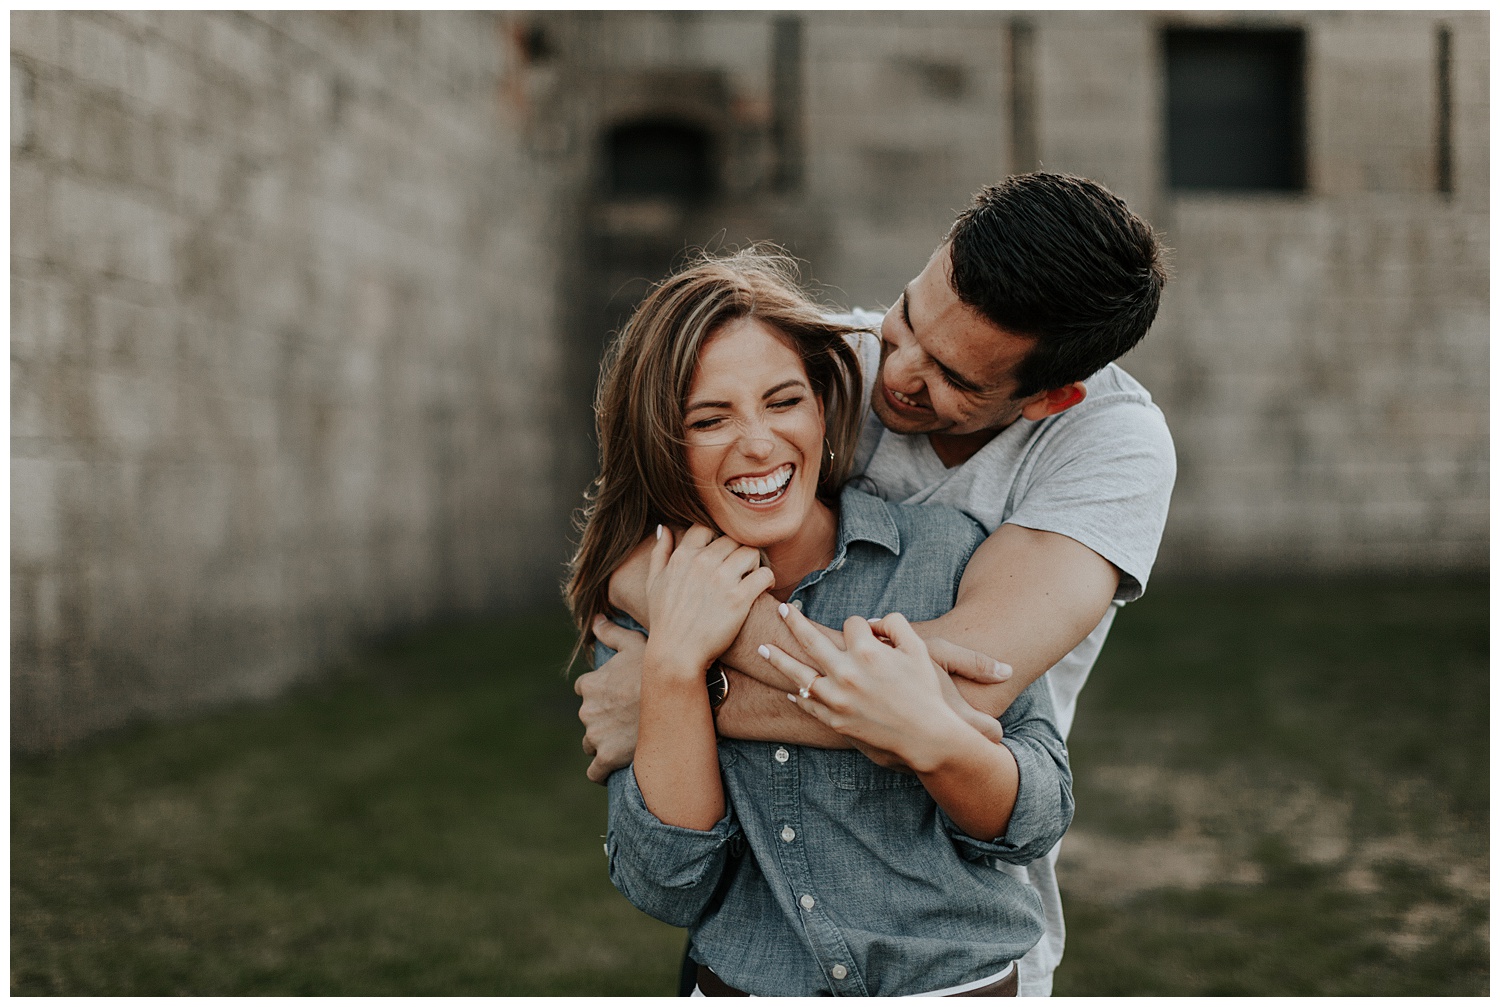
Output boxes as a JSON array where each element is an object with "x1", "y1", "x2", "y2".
[{"x1": 565, "y1": 249, "x2": 1072, "y2": 997}]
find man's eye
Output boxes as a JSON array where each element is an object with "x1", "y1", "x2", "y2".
[{"x1": 936, "y1": 371, "x2": 970, "y2": 393}]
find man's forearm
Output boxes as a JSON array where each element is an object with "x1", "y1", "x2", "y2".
[
  {"x1": 713, "y1": 669, "x2": 850, "y2": 748},
  {"x1": 719, "y1": 594, "x2": 843, "y2": 690},
  {"x1": 709, "y1": 597, "x2": 864, "y2": 747},
  {"x1": 915, "y1": 524, "x2": 1120, "y2": 718}
]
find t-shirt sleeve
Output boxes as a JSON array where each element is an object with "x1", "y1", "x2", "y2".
[
  {"x1": 1004, "y1": 398, "x2": 1176, "y2": 602},
  {"x1": 837, "y1": 326, "x2": 883, "y2": 478}
]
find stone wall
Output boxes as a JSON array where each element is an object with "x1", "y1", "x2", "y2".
[
  {"x1": 1131, "y1": 11, "x2": 1489, "y2": 573},
  {"x1": 11, "y1": 11, "x2": 1488, "y2": 749},
  {"x1": 11, "y1": 11, "x2": 580, "y2": 750},
  {"x1": 557, "y1": 10, "x2": 1489, "y2": 575}
]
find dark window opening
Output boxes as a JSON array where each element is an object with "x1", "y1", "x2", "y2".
[
  {"x1": 1435, "y1": 24, "x2": 1453, "y2": 195},
  {"x1": 1165, "y1": 28, "x2": 1306, "y2": 192},
  {"x1": 605, "y1": 121, "x2": 714, "y2": 203},
  {"x1": 770, "y1": 17, "x2": 804, "y2": 192},
  {"x1": 519, "y1": 24, "x2": 552, "y2": 63}
]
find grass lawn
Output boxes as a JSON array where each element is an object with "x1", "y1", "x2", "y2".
[{"x1": 11, "y1": 578, "x2": 1488, "y2": 995}]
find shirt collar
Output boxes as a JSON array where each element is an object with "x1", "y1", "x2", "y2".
[
  {"x1": 787, "y1": 487, "x2": 902, "y2": 600},
  {"x1": 832, "y1": 485, "x2": 901, "y2": 558}
]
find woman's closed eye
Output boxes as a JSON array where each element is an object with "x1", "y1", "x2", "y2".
[
  {"x1": 769, "y1": 396, "x2": 804, "y2": 410},
  {"x1": 689, "y1": 415, "x2": 727, "y2": 431}
]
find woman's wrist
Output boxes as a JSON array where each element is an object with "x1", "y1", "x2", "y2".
[
  {"x1": 899, "y1": 707, "x2": 994, "y2": 775},
  {"x1": 642, "y1": 641, "x2": 712, "y2": 686}
]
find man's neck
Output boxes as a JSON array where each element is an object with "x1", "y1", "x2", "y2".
[{"x1": 928, "y1": 426, "x2": 1005, "y2": 468}]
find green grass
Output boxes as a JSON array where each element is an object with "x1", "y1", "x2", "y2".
[
  {"x1": 11, "y1": 615, "x2": 684, "y2": 995},
  {"x1": 12, "y1": 579, "x2": 1489, "y2": 995},
  {"x1": 1054, "y1": 577, "x2": 1488, "y2": 996}
]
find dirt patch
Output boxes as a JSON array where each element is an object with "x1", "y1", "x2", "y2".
[{"x1": 1059, "y1": 762, "x2": 1484, "y2": 911}]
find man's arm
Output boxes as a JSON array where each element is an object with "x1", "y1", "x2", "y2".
[
  {"x1": 687, "y1": 524, "x2": 1116, "y2": 724},
  {"x1": 918, "y1": 523, "x2": 1120, "y2": 716},
  {"x1": 608, "y1": 522, "x2": 1112, "y2": 736}
]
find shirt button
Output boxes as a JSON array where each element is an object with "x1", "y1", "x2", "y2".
[
  {"x1": 774, "y1": 747, "x2": 790, "y2": 763},
  {"x1": 780, "y1": 825, "x2": 796, "y2": 842},
  {"x1": 799, "y1": 894, "x2": 815, "y2": 910},
  {"x1": 789, "y1": 599, "x2": 804, "y2": 611},
  {"x1": 831, "y1": 964, "x2": 848, "y2": 980}
]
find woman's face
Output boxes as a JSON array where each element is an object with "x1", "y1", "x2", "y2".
[{"x1": 683, "y1": 317, "x2": 826, "y2": 550}]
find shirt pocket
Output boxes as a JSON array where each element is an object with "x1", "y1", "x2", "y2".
[{"x1": 823, "y1": 750, "x2": 925, "y2": 791}]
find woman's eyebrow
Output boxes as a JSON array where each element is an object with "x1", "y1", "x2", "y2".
[
  {"x1": 761, "y1": 379, "x2": 806, "y2": 399},
  {"x1": 686, "y1": 379, "x2": 807, "y2": 414}
]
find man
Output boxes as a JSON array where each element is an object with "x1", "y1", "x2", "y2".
[{"x1": 576, "y1": 172, "x2": 1175, "y2": 996}]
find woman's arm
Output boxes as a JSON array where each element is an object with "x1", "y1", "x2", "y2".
[
  {"x1": 632, "y1": 525, "x2": 775, "y2": 830},
  {"x1": 634, "y1": 645, "x2": 725, "y2": 830}
]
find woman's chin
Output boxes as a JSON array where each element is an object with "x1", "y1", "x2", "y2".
[{"x1": 714, "y1": 496, "x2": 804, "y2": 549}]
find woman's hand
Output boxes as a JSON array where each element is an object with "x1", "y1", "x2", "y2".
[
  {"x1": 761, "y1": 606, "x2": 975, "y2": 773},
  {"x1": 644, "y1": 524, "x2": 777, "y2": 681}
]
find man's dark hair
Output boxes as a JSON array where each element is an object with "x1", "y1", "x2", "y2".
[{"x1": 947, "y1": 172, "x2": 1167, "y2": 398}]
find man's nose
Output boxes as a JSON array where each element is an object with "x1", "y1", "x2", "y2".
[{"x1": 881, "y1": 340, "x2": 922, "y2": 391}]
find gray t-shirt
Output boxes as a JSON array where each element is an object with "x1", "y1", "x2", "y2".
[{"x1": 838, "y1": 313, "x2": 1177, "y2": 995}]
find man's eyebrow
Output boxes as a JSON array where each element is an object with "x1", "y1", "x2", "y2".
[{"x1": 902, "y1": 285, "x2": 987, "y2": 394}]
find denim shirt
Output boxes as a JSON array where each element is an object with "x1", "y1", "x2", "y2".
[{"x1": 602, "y1": 487, "x2": 1073, "y2": 996}]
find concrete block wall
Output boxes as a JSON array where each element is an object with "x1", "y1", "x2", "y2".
[
  {"x1": 11, "y1": 11, "x2": 574, "y2": 750},
  {"x1": 12, "y1": 11, "x2": 1487, "y2": 748},
  {"x1": 1125, "y1": 11, "x2": 1489, "y2": 573},
  {"x1": 563, "y1": 10, "x2": 1487, "y2": 577},
  {"x1": 802, "y1": 11, "x2": 1012, "y2": 309}
]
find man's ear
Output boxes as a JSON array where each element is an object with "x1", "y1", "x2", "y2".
[{"x1": 1018, "y1": 382, "x2": 1086, "y2": 421}]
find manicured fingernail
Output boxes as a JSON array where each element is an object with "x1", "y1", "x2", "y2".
[
  {"x1": 778, "y1": 603, "x2": 789, "y2": 618},
  {"x1": 757, "y1": 645, "x2": 771, "y2": 659},
  {"x1": 655, "y1": 524, "x2": 663, "y2": 540},
  {"x1": 787, "y1": 693, "x2": 798, "y2": 702}
]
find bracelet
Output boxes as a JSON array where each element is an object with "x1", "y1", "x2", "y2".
[{"x1": 706, "y1": 662, "x2": 731, "y2": 713}]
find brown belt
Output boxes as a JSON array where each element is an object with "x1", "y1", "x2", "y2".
[{"x1": 695, "y1": 963, "x2": 1018, "y2": 997}]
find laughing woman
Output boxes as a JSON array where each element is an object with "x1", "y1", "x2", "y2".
[{"x1": 565, "y1": 249, "x2": 1072, "y2": 997}]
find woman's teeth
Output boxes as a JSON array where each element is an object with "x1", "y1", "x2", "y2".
[{"x1": 727, "y1": 464, "x2": 794, "y2": 502}]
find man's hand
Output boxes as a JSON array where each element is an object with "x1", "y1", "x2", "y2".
[
  {"x1": 606, "y1": 535, "x2": 656, "y2": 628},
  {"x1": 574, "y1": 616, "x2": 646, "y2": 784},
  {"x1": 924, "y1": 636, "x2": 1010, "y2": 746}
]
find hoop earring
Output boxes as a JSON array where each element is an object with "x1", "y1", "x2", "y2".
[{"x1": 825, "y1": 441, "x2": 836, "y2": 465}]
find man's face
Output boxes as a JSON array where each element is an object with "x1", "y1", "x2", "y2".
[{"x1": 873, "y1": 244, "x2": 1038, "y2": 438}]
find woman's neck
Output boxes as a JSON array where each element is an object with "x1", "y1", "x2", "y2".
[{"x1": 762, "y1": 498, "x2": 839, "y2": 602}]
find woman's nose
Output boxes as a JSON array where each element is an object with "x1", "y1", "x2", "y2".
[{"x1": 737, "y1": 421, "x2": 775, "y2": 458}]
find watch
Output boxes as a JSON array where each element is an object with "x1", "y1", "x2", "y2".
[{"x1": 706, "y1": 662, "x2": 731, "y2": 713}]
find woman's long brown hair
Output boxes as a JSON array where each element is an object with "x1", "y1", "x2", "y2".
[{"x1": 563, "y1": 246, "x2": 863, "y2": 667}]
